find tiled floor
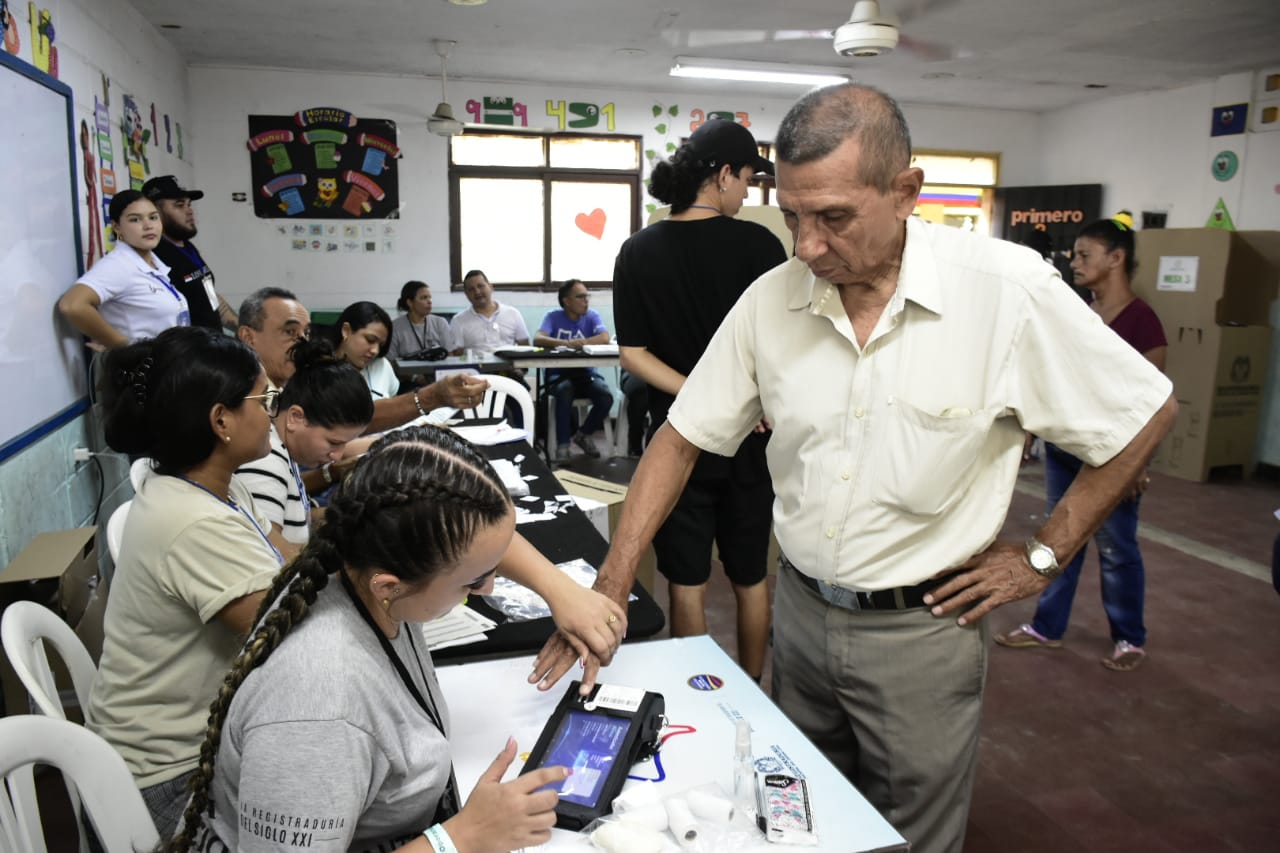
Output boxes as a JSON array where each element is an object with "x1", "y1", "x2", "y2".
[{"x1": 562, "y1": 452, "x2": 1280, "y2": 852}]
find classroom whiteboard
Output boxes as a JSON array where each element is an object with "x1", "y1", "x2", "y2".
[{"x1": 0, "y1": 51, "x2": 87, "y2": 462}]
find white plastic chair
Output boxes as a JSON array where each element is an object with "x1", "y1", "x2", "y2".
[
  {"x1": 1, "y1": 601, "x2": 100, "y2": 853},
  {"x1": 0, "y1": 716, "x2": 158, "y2": 853},
  {"x1": 128, "y1": 457, "x2": 153, "y2": 492},
  {"x1": 544, "y1": 394, "x2": 614, "y2": 457},
  {"x1": 104, "y1": 499, "x2": 131, "y2": 563},
  {"x1": 460, "y1": 374, "x2": 535, "y2": 433},
  {"x1": 0, "y1": 601, "x2": 96, "y2": 720}
]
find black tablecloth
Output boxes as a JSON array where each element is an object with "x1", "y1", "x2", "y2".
[{"x1": 433, "y1": 439, "x2": 664, "y2": 663}]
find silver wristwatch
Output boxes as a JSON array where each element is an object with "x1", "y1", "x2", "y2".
[{"x1": 1025, "y1": 538, "x2": 1061, "y2": 578}]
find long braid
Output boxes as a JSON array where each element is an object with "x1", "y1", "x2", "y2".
[
  {"x1": 165, "y1": 535, "x2": 342, "y2": 853},
  {"x1": 166, "y1": 425, "x2": 511, "y2": 851}
]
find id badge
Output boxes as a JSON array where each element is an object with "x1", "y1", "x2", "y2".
[{"x1": 202, "y1": 275, "x2": 218, "y2": 311}]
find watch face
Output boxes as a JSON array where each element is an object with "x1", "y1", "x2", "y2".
[{"x1": 1030, "y1": 549, "x2": 1052, "y2": 570}]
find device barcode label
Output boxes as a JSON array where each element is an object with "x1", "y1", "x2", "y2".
[{"x1": 586, "y1": 685, "x2": 644, "y2": 713}]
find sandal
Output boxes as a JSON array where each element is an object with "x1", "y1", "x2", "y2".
[
  {"x1": 1101, "y1": 640, "x2": 1146, "y2": 671},
  {"x1": 994, "y1": 624, "x2": 1062, "y2": 649}
]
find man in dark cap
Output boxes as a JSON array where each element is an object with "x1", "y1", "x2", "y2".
[{"x1": 142, "y1": 175, "x2": 236, "y2": 330}]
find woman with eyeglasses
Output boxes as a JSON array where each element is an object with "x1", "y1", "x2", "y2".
[
  {"x1": 87, "y1": 325, "x2": 284, "y2": 838},
  {"x1": 235, "y1": 337, "x2": 375, "y2": 559},
  {"x1": 167, "y1": 427, "x2": 611, "y2": 853}
]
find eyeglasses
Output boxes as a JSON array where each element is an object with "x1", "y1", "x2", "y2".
[
  {"x1": 569, "y1": 293, "x2": 591, "y2": 300},
  {"x1": 244, "y1": 389, "x2": 281, "y2": 417},
  {"x1": 466, "y1": 567, "x2": 498, "y2": 591}
]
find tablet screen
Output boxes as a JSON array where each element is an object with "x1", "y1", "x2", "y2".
[{"x1": 535, "y1": 710, "x2": 632, "y2": 807}]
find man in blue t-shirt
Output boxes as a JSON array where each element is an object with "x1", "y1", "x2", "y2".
[{"x1": 533, "y1": 279, "x2": 615, "y2": 460}]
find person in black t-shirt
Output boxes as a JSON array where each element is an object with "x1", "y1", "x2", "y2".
[
  {"x1": 612, "y1": 120, "x2": 786, "y2": 681},
  {"x1": 143, "y1": 175, "x2": 237, "y2": 331}
]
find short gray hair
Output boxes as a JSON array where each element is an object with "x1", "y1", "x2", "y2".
[
  {"x1": 775, "y1": 84, "x2": 912, "y2": 193},
  {"x1": 238, "y1": 287, "x2": 298, "y2": 330}
]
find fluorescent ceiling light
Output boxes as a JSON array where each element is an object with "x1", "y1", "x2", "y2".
[{"x1": 670, "y1": 56, "x2": 849, "y2": 87}]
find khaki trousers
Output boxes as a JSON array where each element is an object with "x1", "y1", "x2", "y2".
[{"x1": 772, "y1": 564, "x2": 988, "y2": 853}]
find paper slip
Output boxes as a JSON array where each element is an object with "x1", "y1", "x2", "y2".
[
  {"x1": 488, "y1": 458, "x2": 530, "y2": 497},
  {"x1": 582, "y1": 343, "x2": 619, "y2": 355},
  {"x1": 421, "y1": 603, "x2": 497, "y2": 651},
  {"x1": 450, "y1": 420, "x2": 529, "y2": 446}
]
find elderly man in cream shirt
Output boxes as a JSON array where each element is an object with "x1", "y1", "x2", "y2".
[{"x1": 532, "y1": 84, "x2": 1176, "y2": 853}]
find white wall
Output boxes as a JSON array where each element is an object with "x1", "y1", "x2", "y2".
[
  {"x1": 0, "y1": 0, "x2": 191, "y2": 565},
  {"x1": 187, "y1": 66, "x2": 1041, "y2": 315}
]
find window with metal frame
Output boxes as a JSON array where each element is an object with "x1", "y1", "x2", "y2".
[{"x1": 449, "y1": 130, "x2": 642, "y2": 290}]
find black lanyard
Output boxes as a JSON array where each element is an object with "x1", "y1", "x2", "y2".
[
  {"x1": 337, "y1": 569, "x2": 460, "y2": 822},
  {"x1": 409, "y1": 318, "x2": 428, "y2": 352}
]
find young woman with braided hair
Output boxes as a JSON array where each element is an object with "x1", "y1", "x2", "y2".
[
  {"x1": 87, "y1": 326, "x2": 282, "y2": 840},
  {"x1": 170, "y1": 426, "x2": 624, "y2": 853}
]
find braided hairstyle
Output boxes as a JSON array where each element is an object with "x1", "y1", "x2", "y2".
[
  {"x1": 166, "y1": 425, "x2": 511, "y2": 853},
  {"x1": 101, "y1": 326, "x2": 260, "y2": 475},
  {"x1": 1076, "y1": 212, "x2": 1137, "y2": 278}
]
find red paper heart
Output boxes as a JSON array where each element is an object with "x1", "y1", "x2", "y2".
[{"x1": 575, "y1": 208, "x2": 606, "y2": 240}]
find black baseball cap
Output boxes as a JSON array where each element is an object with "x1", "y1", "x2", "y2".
[
  {"x1": 141, "y1": 175, "x2": 204, "y2": 201},
  {"x1": 687, "y1": 119, "x2": 774, "y2": 176}
]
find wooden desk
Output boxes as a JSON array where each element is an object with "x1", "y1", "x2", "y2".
[
  {"x1": 432, "y1": 438, "x2": 664, "y2": 662},
  {"x1": 438, "y1": 635, "x2": 909, "y2": 852}
]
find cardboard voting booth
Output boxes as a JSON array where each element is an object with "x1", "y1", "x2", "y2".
[
  {"x1": 556, "y1": 470, "x2": 658, "y2": 593},
  {"x1": 0, "y1": 526, "x2": 107, "y2": 717},
  {"x1": 1133, "y1": 229, "x2": 1280, "y2": 481}
]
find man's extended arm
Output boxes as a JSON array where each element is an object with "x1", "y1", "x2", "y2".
[
  {"x1": 529, "y1": 421, "x2": 701, "y2": 692},
  {"x1": 925, "y1": 393, "x2": 1177, "y2": 624}
]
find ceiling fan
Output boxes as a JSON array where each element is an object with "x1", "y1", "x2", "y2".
[
  {"x1": 676, "y1": 0, "x2": 963, "y2": 63},
  {"x1": 427, "y1": 39, "x2": 464, "y2": 137},
  {"x1": 832, "y1": 0, "x2": 961, "y2": 59}
]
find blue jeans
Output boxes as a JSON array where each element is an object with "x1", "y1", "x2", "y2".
[
  {"x1": 1030, "y1": 444, "x2": 1147, "y2": 646},
  {"x1": 548, "y1": 371, "x2": 613, "y2": 446}
]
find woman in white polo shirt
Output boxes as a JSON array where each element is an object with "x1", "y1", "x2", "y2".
[{"x1": 58, "y1": 189, "x2": 190, "y2": 348}]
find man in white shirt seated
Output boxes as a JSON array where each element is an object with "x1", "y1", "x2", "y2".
[{"x1": 448, "y1": 269, "x2": 531, "y2": 355}]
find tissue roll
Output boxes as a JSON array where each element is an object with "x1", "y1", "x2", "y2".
[
  {"x1": 686, "y1": 789, "x2": 735, "y2": 823},
  {"x1": 611, "y1": 800, "x2": 668, "y2": 831},
  {"x1": 590, "y1": 821, "x2": 665, "y2": 853},
  {"x1": 663, "y1": 797, "x2": 700, "y2": 847}
]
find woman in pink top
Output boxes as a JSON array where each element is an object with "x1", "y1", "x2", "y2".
[{"x1": 997, "y1": 214, "x2": 1167, "y2": 671}]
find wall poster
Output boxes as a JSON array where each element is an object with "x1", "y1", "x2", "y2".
[{"x1": 247, "y1": 107, "x2": 401, "y2": 218}]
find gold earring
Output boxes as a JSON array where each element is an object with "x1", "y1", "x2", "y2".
[{"x1": 381, "y1": 598, "x2": 390, "y2": 610}]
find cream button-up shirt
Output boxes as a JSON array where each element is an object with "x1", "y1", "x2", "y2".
[{"x1": 668, "y1": 217, "x2": 1172, "y2": 591}]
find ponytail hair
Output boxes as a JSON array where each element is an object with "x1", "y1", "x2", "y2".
[
  {"x1": 648, "y1": 144, "x2": 736, "y2": 215},
  {"x1": 166, "y1": 425, "x2": 512, "y2": 853},
  {"x1": 397, "y1": 280, "x2": 429, "y2": 313},
  {"x1": 1077, "y1": 211, "x2": 1137, "y2": 278},
  {"x1": 102, "y1": 326, "x2": 260, "y2": 475},
  {"x1": 278, "y1": 337, "x2": 374, "y2": 429}
]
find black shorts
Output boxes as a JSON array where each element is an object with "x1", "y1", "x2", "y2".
[{"x1": 652, "y1": 474, "x2": 773, "y2": 587}]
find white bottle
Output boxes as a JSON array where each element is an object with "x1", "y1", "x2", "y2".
[{"x1": 733, "y1": 719, "x2": 755, "y2": 817}]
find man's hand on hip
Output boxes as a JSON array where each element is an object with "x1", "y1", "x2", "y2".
[{"x1": 923, "y1": 540, "x2": 1050, "y2": 626}]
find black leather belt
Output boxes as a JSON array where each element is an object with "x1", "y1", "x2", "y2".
[{"x1": 783, "y1": 556, "x2": 949, "y2": 612}]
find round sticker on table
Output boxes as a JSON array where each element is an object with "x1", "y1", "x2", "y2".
[
  {"x1": 687, "y1": 674, "x2": 724, "y2": 691},
  {"x1": 1212, "y1": 151, "x2": 1238, "y2": 181}
]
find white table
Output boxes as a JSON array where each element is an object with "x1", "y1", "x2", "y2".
[{"x1": 436, "y1": 635, "x2": 907, "y2": 852}]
